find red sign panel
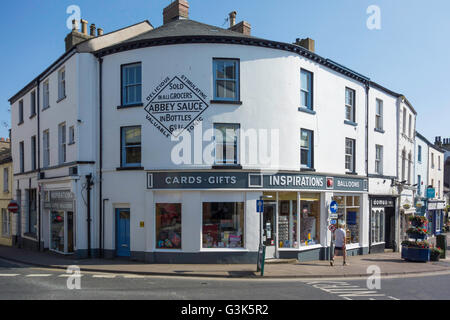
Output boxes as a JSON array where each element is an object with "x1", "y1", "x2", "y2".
[{"x1": 7, "y1": 201, "x2": 19, "y2": 213}]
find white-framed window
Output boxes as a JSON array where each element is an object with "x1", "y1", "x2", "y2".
[
  {"x1": 213, "y1": 59, "x2": 240, "y2": 101},
  {"x1": 18, "y1": 100, "x2": 24, "y2": 124},
  {"x1": 431, "y1": 152, "x2": 435, "y2": 168},
  {"x1": 58, "y1": 68, "x2": 66, "y2": 100},
  {"x1": 375, "y1": 145, "x2": 383, "y2": 174},
  {"x1": 1, "y1": 208, "x2": 10, "y2": 237},
  {"x1": 69, "y1": 126, "x2": 75, "y2": 144},
  {"x1": 43, "y1": 130, "x2": 50, "y2": 168},
  {"x1": 3, "y1": 168, "x2": 8, "y2": 192},
  {"x1": 438, "y1": 156, "x2": 441, "y2": 170},
  {"x1": 375, "y1": 99, "x2": 383, "y2": 130},
  {"x1": 30, "y1": 90, "x2": 36, "y2": 116},
  {"x1": 155, "y1": 203, "x2": 182, "y2": 249},
  {"x1": 408, "y1": 152, "x2": 412, "y2": 184},
  {"x1": 121, "y1": 126, "x2": 141, "y2": 167},
  {"x1": 401, "y1": 149, "x2": 406, "y2": 181},
  {"x1": 332, "y1": 195, "x2": 361, "y2": 244},
  {"x1": 371, "y1": 210, "x2": 385, "y2": 244},
  {"x1": 345, "y1": 88, "x2": 355, "y2": 122},
  {"x1": 418, "y1": 145, "x2": 422, "y2": 162},
  {"x1": 408, "y1": 114, "x2": 412, "y2": 138},
  {"x1": 121, "y1": 63, "x2": 142, "y2": 106},
  {"x1": 402, "y1": 107, "x2": 407, "y2": 134},
  {"x1": 43, "y1": 80, "x2": 50, "y2": 109},
  {"x1": 58, "y1": 123, "x2": 66, "y2": 164},
  {"x1": 345, "y1": 138, "x2": 355, "y2": 172},
  {"x1": 214, "y1": 123, "x2": 239, "y2": 165}
]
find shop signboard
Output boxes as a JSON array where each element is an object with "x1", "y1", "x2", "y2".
[
  {"x1": 427, "y1": 188, "x2": 436, "y2": 199},
  {"x1": 428, "y1": 201, "x2": 445, "y2": 211},
  {"x1": 147, "y1": 172, "x2": 368, "y2": 192},
  {"x1": 371, "y1": 198, "x2": 395, "y2": 208},
  {"x1": 43, "y1": 190, "x2": 74, "y2": 211}
]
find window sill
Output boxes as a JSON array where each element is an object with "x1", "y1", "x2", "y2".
[
  {"x1": 42, "y1": 106, "x2": 50, "y2": 111},
  {"x1": 116, "y1": 166, "x2": 144, "y2": 171},
  {"x1": 374, "y1": 128, "x2": 385, "y2": 134},
  {"x1": 210, "y1": 100, "x2": 242, "y2": 105},
  {"x1": 212, "y1": 165, "x2": 243, "y2": 170},
  {"x1": 117, "y1": 103, "x2": 143, "y2": 109},
  {"x1": 17, "y1": 121, "x2": 24, "y2": 126},
  {"x1": 68, "y1": 142, "x2": 75, "y2": 146},
  {"x1": 298, "y1": 107, "x2": 316, "y2": 115},
  {"x1": 23, "y1": 232, "x2": 37, "y2": 239},
  {"x1": 300, "y1": 167, "x2": 316, "y2": 172},
  {"x1": 29, "y1": 113, "x2": 36, "y2": 120},
  {"x1": 57, "y1": 96, "x2": 67, "y2": 103},
  {"x1": 344, "y1": 120, "x2": 358, "y2": 127},
  {"x1": 345, "y1": 171, "x2": 358, "y2": 175}
]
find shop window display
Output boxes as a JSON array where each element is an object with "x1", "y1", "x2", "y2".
[
  {"x1": 51, "y1": 212, "x2": 65, "y2": 252},
  {"x1": 332, "y1": 195, "x2": 360, "y2": 244},
  {"x1": 278, "y1": 192, "x2": 298, "y2": 248},
  {"x1": 371, "y1": 210, "x2": 384, "y2": 243},
  {"x1": 202, "y1": 202, "x2": 244, "y2": 248},
  {"x1": 300, "y1": 193, "x2": 320, "y2": 246},
  {"x1": 156, "y1": 203, "x2": 182, "y2": 249}
]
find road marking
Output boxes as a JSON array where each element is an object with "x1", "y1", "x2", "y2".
[
  {"x1": 92, "y1": 274, "x2": 117, "y2": 278},
  {"x1": 306, "y1": 280, "x2": 388, "y2": 300},
  {"x1": 123, "y1": 275, "x2": 146, "y2": 279},
  {"x1": 58, "y1": 274, "x2": 83, "y2": 278},
  {"x1": 388, "y1": 296, "x2": 400, "y2": 300},
  {"x1": 25, "y1": 274, "x2": 52, "y2": 277},
  {"x1": 0, "y1": 274, "x2": 20, "y2": 277}
]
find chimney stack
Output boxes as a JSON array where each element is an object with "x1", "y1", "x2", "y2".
[
  {"x1": 64, "y1": 18, "x2": 95, "y2": 52},
  {"x1": 90, "y1": 24, "x2": 96, "y2": 36},
  {"x1": 163, "y1": 0, "x2": 189, "y2": 25},
  {"x1": 228, "y1": 12, "x2": 251, "y2": 36},
  {"x1": 229, "y1": 11, "x2": 237, "y2": 28},
  {"x1": 295, "y1": 38, "x2": 315, "y2": 52},
  {"x1": 97, "y1": 28, "x2": 104, "y2": 36}
]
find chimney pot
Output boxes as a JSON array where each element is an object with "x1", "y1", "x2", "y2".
[
  {"x1": 229, "y1": 11, "x2": 237, "y2": 28},
  {"x1": 163, "y1": 0, "x2": 189, "y2": 25},
  {"x1": 90, "y1": 23, "x2": 96, "y2": 36},
  {"x1": 80, "y1": 19, "x2": 88, "y2": 35},
  {"x1": 97, "y1": 28, "x2": 104, "y2": 36}
]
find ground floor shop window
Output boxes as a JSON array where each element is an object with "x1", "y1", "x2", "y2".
[
  {"x1": 202, "y1": 202, "x2": 244, "y2": 248},
  {"x1": 155, "y1": 203, "x2": 182, "y2": 249},
  {"x1": 371, "y1": 210, "x2": 385, "y2": 243},
  {"x1": 332, "y1": 195, "x2": 360, "y2": 244},
  {"x1": 1, "y1": 208, "x2": 10, "y2": 237},
  {"x1": 278, "y1": 192, "x2": 298, "y2": 248},
  {"x1": 300, "y1": 193, "x2": 321, "y2": 246}
]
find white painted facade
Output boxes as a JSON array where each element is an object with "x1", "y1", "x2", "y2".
[
  {"x1": 428, "y1": 144, "x2": 445, "y2": 200},
  {"x1": 415, "y1": 133, "x2": 429, "y2": 200}
]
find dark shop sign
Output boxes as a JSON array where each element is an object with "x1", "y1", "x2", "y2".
[
  {"x1": 147, "y1": 172, "x2": 368, "y2": 192},
  {"x1": 144, "y1": 75, "x2": 209, "y2": 139},
  {"x1": 371, "y1": 198, "x2": 395, "y2": 208}
]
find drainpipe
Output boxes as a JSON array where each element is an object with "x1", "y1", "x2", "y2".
[
  {"x1": 98, "y1": 57, "x2": 103, "y2": 257},
  {"x1": 365, "y1": 82, "x2": 370, "y2": 252},
  {"x1": 37, "y1": 79, "x2": 41, "y2": 251},
  {"x1": 85, "y1": 174, "x2": 93, "y2": 257}
]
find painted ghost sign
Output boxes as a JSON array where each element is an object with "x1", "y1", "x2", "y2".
[{"x1": 145, "y1": 75, "x2": 209, "y2": 138}]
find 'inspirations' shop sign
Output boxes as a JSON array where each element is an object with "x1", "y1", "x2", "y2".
[
  {"x1": 144, "y1": 75, "x2": 208, "y2": 138},
  {"x1": 147, "y1": 172, "x2": 368, "y2": 192}
]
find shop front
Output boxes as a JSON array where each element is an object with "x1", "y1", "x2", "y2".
[
  {"x1": 145, "y1": 171, "x2": 368, "y2": 263},
  {"x1": 43, "y1": 190, "x2": 75, "y2": 254},
  {"x1": 427, "y1": 200, "x2": 446, "y2": 236},
  {"x1": 369, "y1": 196, "x2": 396, "y2": 253}
]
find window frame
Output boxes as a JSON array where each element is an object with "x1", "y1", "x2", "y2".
[
  {"x1": 300, "y1": 68, "x2": 313, "y2": 110},
  {"x1": 418, "y1": 145, "x2": 422, "y2": 162},
  {"x1": 375, "y1": 98, "x2": 383, "y2": 130},
  {"x1": 120, "y1": 126, "x2": 142, "y2": 168},
  {"x1": 345, "y1": 138, "x2": 356, "y2": 173},
  {"x1": 213, "y1": 123, "x2": 240, "y2": 166},
  {"x1": 375, "y1": 144, "x2": 383, "y2": 175},
  {"x1": 300, "y1": 129, "x2": 314, "y2": 169},
  {"x1": 30, "y1": 90, "x2": 36, "y2": 117},
  {"x1": 19, "y1": 141, "x2": 24, "y2": 173},
  {"x1": 1, "y1": 208, "x2": 10, "y2": 237},
  {"x1": 43, "y1": 130, "x2": 50, "y2": 168},
  {"x1": 121, "y1": 62, "x2": 142, "y2": 106},
  {"x1": 3, "y1": 168, "x2": 8, "y2": 193},
  {"x1": 69, "y1": 126, "x2": 75, "y2": 145},
  {"x1": 43, "y1": 80, "x2": 50, "y2": 109},
  {"x1": 58, "y1": 68, "x2": 66, "y2": 101},
  {"x1": 31, "y1": 135, "x2": 36, "y2": 171},
  {"x1": 212, "y1": 58, "x2": 240, "y2": 102},
  {"x1": 345, "y1": 87, "x2": 356, "y2": 122},
  {"x1": 18, "y1": 100, "x2": 24, "y2": 124},
  {"x1": 58, "y1": 123, "x2": 67, "y2": 164}
]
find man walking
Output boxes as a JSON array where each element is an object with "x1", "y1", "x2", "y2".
[{"x1": 330, "y1": 224, "x2": 347, "y2": 266}]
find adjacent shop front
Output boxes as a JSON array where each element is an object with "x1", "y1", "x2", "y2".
[
  {"x1": 369, "y1": 196, "x2": 396, "y2": 253},
  {"x1": 427, "y1": 200, "x2": 446, "y2": 236},
  {"x1": 144, "y1": 171, "x2": 369, "y2": 263},
  {"x1": 43, "y1": 190, "x2": 75, "y2": 254}
]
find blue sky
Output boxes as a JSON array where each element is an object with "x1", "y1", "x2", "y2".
[{"x1": 1, "y1": 0, "x2": 449, "y2": 143}]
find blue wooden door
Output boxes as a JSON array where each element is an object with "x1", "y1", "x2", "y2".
[{"x1": 116, "y1": 209, "x2": 130, "y2": 257}]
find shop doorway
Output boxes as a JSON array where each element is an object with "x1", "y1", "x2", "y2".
[
  {"x1": 263, "y1": 203, "x2": 276, "y2": 259},
  {"x1": 115, "y1": 209, "x2": 130, "y2": 257},
  {"x1": 50, "y1": 211, "x2": 75, "y2": 254},
  {"x1": 384, "y1": 207, "x2": 395, "y2": 249}
]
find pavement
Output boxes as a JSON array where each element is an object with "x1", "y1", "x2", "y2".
[{"x1": 0, "y1": 234, "x2": 449, "y2": 279}]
